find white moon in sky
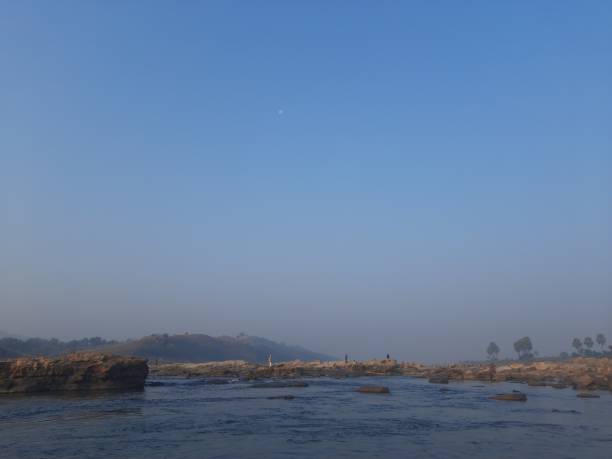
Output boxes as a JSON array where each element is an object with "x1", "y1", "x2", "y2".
[{"x1": 277, "y1": 109, "x2": 284, "y2": 115}]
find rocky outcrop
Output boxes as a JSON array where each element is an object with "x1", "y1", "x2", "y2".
[
  {"x1": 400, "y1": 357, "x2": 612, "y2": 391},
  {"x1": 0, "y1": 354, "x2": 148, "y2": 394},
  {"x1": 151, "y1": 358, "x2": 404, "y2": 379},
  {"x1": 491, "y1": 358, "x2": 612, "y2": 391},
  {"x1": 150, "y1": 357, "x2": 612, "y2": 392}
]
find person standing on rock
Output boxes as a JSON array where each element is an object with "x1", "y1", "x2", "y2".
[
  {"x1": 489, "y1": 361, "x2": 496, "y2": 382},
  {"x1": 345, "y1": 354, "x2": 348, "y2": 364}
]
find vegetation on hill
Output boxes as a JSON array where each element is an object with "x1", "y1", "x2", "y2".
[
  {"x1": 0, "y1": 333, "x2": 335, "y2": 363},
  {"x1": 0, "y1": 337, "x2": 118, "y2": 358},
  {"x1": 99, "y1": 333, "x2": 335, "y2": 363}
]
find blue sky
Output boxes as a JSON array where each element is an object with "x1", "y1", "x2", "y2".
[{"x1": 1, "y1": 1, "x2": 611, "y2": 361}]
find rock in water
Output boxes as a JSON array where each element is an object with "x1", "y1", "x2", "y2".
[
  {"x1": 552, "y1": 383, "x2": 568, "y2": 389},
  {"x1": 527, "y1": 380, "x2": 547, "y2": 387},
  {"x1": 205, "y1": 378, "x2": 230, "y2": 385},
  {"x1": 577, "y1": 392, "x2": 600, "y2": 398},
  {"x1": 489, "y1": 392, "x2": 527, "y2": 401},
  {"x1": 357, "y1": 386, "x2": 390, "y2": 394},
  {"x1": 428, "y1": 375, "x2": 449, "y2": 384},
  {"x1": 0, "y1": 354, "x2": 148, "y2": 394}
]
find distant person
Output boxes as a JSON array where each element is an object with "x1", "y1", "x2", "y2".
[
  {"x1": 345, "y1": 354, "x2": 348, "y2": 364},
  {"x1": 489, "y1": 362, "x2": 496, "y2": 382},
  {"x1": 268, "y1": 354, "x2": 272, "y2": 368},
  {"x1": 386, "y1": 354, "x2": 390, "y2": 360}
]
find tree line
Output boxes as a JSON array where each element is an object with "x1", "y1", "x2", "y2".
[
  {"x1": 570, "y1": 334, "x2": 608, "y2": 356},
  {"x1": 486, "y1": 333, "x2": 609, "y2": 361},
  {"x1": 0, "y1": 336, "x2": 118, "y2": 357}
]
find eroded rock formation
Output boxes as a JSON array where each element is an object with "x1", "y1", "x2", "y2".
[{"x1": 0, "y1": 353, "x2": 149, "y2": 394}]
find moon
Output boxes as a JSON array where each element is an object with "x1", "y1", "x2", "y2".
[{"x1": 277, "y1": 109, "x2": 284, "y2": 116}]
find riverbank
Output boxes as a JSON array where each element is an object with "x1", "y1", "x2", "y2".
[{"x1": 150, "y1": 357, "x2": 612, "y2": 391}]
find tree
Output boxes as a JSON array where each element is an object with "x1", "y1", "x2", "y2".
[
  {"x1": 596, "y1": 334, "x2": 606, "y2": 351},
  {"x1": 584, "y1": 337, "x2": 594, "y2": 352},
  {"x1": 486, "y1": 342, "x2": 500, "y2": 360},
  {"x1": 513, "y1": 337, "x2": 533, "y2": 360},
  {"x1": 572, "y1": 338, "x2": 583, "y2": 355}
]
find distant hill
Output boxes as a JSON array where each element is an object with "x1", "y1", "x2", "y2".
[
  {"x1": 0, "y1": 336, "x2": 118, "y2": 359},
  {"x1": 0, "y1": 330, "x2": 26, "y2": 339},
  {"x1": 98, "y1": 333, "x2": 335, "y2": 363},
  {"x1": 0, "y1": 333, "x2": 335, "y2": 363}
]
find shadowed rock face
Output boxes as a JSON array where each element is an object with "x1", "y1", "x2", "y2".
[{"x1": 0, "y1": 354, "x2": 148, "y2": 394}]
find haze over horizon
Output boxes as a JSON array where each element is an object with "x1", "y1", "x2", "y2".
[{"x1": 1, "y1": 2, "x2": 611, "y2": 363}]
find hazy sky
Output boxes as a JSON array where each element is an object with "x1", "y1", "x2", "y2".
[{"x1": 1, "y1": 1, "x2": 611, "y2": 362}]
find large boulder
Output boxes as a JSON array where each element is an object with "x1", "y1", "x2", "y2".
[
  {"x1": 428, "y1": 373, "x2": 449, "y2": 384},
  {"x1": 0, "y1": 354, "x2": 148, "y2": 394}
]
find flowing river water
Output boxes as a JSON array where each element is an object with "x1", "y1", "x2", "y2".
[{"x1": 1, "y1": 376, "x2": 611, "y2": 458}]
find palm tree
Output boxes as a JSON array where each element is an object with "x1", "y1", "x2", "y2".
[
  {"x1": 584, "y1": 337, "x2": 594, "y2": 353},
  {"x1": 596, "y1": 334, "x2": 606, "y2": 352},
  {"x1": 486, "y1": 342, "x2": 500, "y2": 360},
  {"x1": 572, "y1": 338, "x2": 583, "y2": 355}
]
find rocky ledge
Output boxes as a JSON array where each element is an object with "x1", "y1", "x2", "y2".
[
  {"x1": 150, "y1": 357, "x2": 612, "y2": 392},
  {"x1": 150, "y1": 358, "x2": 406, "y2": 379},
  {"x1": 0, "y1": 354, "x2": 149, "y2": 394},
  {"x1": 426, "y1": 357, "x2": 612, "y2": 391}
]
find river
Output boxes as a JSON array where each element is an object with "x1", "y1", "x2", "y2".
[{"x1": 1, "y1": 376, "x2": 610, "y2": 458}]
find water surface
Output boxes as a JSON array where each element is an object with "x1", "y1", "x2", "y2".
[{"x1": 1, "y1": 377, "x2": 611, "y2": 458}]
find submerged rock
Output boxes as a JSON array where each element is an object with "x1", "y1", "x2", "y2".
[
  {"x1": 428, "y1": 375, "x2": 449, "y2": 384},
  {"x1": 552, "y1": 383, "x2": 568, "y2": 389},
  {"x1": 146, "y1": 381, "x2": 168, "y2": 387},
  {"x1": 527, "y1": 380, "x2": 547, "y2": 387},
  {"x1": 357, "y1": 386, "x2": 390, "y2": 394},
  {"x1": 490, "y1": 392, "x2": 527, "y2": 401},
  {"x1": 267, "y1": 395, "x2": 295, "y2": 400},
  {"x1": 0, "y1": 354, "x2": 148, "y2": 394},
  {"x1": 250, "y1": 381, "x2": 309, "y2": 389},
  {"x1": 577, "y1": 392, "x2": 600, "y2": 398},
  {"x1": 205, "y1": 378, "x2": 230, "y2": 385}
]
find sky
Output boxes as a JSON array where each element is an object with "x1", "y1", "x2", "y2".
[{"x1": 1, "y1": 1, "x2": 611, "y2": 362}]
